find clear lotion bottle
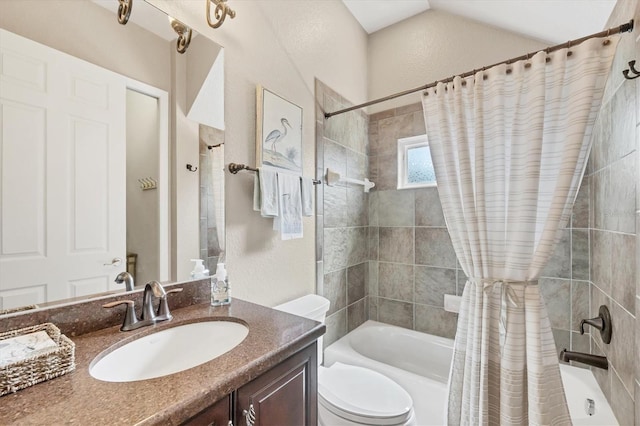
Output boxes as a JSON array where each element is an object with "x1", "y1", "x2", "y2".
[{"x1": 211, "y1": 263, "x2": 230, "y2": 306}]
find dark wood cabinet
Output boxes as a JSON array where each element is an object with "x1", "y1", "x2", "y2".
[
  {"x1": 184, "y1": 342, "x2": 317, "y2": 426},
  {"x1": 235, "y1": 343, "x2": 317, "y2": 426},
  {"x1": 185, "y1": 395, "x2": 231, "y2": 426}
]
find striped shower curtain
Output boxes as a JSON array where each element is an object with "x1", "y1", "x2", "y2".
[{"x1": 421, "y1": 36, "x2": 619, "y2": 425}]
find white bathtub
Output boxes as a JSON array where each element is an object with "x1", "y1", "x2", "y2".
[{"x1": 324, "y1": 320, "x2": 617, "y2": 426}]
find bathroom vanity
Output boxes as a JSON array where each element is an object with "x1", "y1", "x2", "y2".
[
  {"x1": 186, "y1": 343, "x2": 317, "y2": 425},
  {"x1": 0, "y1": 296, "x2": 323, "y2": 425}
]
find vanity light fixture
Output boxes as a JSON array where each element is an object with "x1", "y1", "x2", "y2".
[
  {"x1": 206, "y1": 0, "x2": 236, "y2": 29},
  {"x1": 169, "y1": 17, "x2": 192, "y2": 54},
  {"x1": 117, "y1": 0, "x2": 132, "y2": 25}
]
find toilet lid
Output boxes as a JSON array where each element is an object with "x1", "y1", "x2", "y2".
[{"x1": 319, "y1": 363, "x2": 413, "y2": 425}]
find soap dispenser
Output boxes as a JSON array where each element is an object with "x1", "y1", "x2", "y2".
[
  {"x1": 211, "y1": 262, "x2": 230, "y2": 306},
  {"x1": 190, "y1": 259, "x2": 210, "y2": 279}
]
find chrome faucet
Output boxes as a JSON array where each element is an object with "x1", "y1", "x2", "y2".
[
  {"x1": 559, "y1": 349, "x2": 608, "y2": 370},
  {"x1": 141, "y1": 280, "x2": 166, "y2": 321},
  {"x1": 114, "y1": 271, "x2": 135, "y2": 292},
  {"x1": 103, "y1": 281, "x2": 183, "y2": 331}
]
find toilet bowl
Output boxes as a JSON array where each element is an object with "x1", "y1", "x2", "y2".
[{"x1": 274, "y1": 295, "x2": 416, "y2": 426}]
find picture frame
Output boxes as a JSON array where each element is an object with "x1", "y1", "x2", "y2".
[{"x1": 256, "y1": 85, "x2": 303, "y2": 174}]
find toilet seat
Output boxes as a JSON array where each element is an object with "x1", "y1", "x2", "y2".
[{"x1": 319, "y1": 362, "x2": 414, "y2": 425}]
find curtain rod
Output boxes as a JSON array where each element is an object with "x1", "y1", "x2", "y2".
[{"x1": 324, "y1": 19, "x2": 634, "y2": 119}]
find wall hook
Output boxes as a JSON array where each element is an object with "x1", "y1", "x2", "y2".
[
  {"x1": 186, "y1": 164, "x2": 198, "y2": 172},
  {"x1": 623, "y1": 60, "x2": 640, "y2": 79},
  {"x1": 138, "y1": 177, "x2": 157, "y2": 190}
]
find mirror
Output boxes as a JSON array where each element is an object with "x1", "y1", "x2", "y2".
[{"x1": 0, "y1": 0, "x2": 225, "y2": 313}]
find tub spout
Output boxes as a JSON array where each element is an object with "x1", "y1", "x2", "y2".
[{"x1": 559, "y1": 349, "x2": 608, "y2": 370}]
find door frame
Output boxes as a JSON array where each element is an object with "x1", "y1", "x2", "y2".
[{"x1": 125, "y1": 78, "x2": 170, "y2": 282}]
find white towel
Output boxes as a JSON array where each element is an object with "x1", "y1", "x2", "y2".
[
  {"x1": 0, "y1": 331, "x2": 57, "y2": 366},
  {"x1": 253, "y1": 174, "x2": 261, "y2": 212},
  {"x1": 253, "y1": 168, "x2": 278, "y2": 217},
  {"x1": 274, "y1": 172, "x2": 303, "y2": 240},
  {"x1": 300, "y1": 177, "x2": 313, "y2": 217}
]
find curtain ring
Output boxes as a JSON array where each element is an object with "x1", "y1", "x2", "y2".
[{"x1": 567, "y1": 39, "x2": 573, "y2": 57}]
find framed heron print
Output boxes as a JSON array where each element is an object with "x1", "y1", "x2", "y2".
[{"x1": 256, "y1": 85, "x2": 303, "y2": 173}]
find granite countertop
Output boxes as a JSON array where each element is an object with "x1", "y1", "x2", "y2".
[{"x1": 0, "y1": 298, "x2": 325, "y2": 425}]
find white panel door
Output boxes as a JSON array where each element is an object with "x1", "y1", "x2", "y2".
[{"x1": 0, "y1": 29, "x2": 126, "y2": 308}]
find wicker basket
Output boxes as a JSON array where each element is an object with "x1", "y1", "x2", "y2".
[
  {"x1": 0, "y1": 323, "x2": 75, "y2": 396},
  {"x1": 0, "y1": 304, "x2": 38, "y2": 316}
]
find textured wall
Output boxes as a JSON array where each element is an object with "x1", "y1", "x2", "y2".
[
  {"x1": 367, "y1": 10, "x2": 547, "y2": 114},
  {"x1": 148, "y1": 0, "x2": 368, "y2": 306}
]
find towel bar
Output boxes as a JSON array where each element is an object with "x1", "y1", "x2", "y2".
[{"x1": 228, "y1": 163, "x2": 321, "y2": 185}]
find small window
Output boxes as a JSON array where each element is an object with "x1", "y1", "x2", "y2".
[{"x1": 397, "y1": 135, "x2": 436, "y2": 189}]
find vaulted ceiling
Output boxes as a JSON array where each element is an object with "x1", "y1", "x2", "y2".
[{"x1": 342, "y1": 0, "x2": 617, "y2": 43}]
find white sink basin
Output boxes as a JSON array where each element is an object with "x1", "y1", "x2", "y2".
[{"x1": 89, "y1": 321, "x2": 249, "y2": 382}]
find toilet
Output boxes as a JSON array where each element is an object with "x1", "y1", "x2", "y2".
[{"x1": 275, "y1": 295, "x2": 416, "y2": 426}]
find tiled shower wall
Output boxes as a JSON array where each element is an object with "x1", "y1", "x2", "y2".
[
  {"x1": 364, "y1": 19, "x2": 640, "y2": 421},
  {"x1": 317, "y1": 98, "x2": 592, "y2": 346},
  {"x1": 199, "y1": 124, "x2": 225, "y2": 273},
  {"x1": 316, "y1": 20, "x2": 640, "y2": 418},
  {"x1": 588, "y1": 1, "x2": 639, "y2": 423},
  {"x1": 315, "y1": 80, "x2": 370, "y2": 349},
  {"x1": 367, "y1": 105, "x2": 460, "y2": 338},
  {"x1": 366, "y1": 104, "x2": 590, "y2": 345}
]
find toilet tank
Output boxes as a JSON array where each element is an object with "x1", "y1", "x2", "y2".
[{"x1": 274, "y1": 294, "x2": 330, "y2": 365}]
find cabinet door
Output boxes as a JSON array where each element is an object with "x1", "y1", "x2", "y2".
[
  {"x1": 183, "y1": 394, "x2": 231, "y2": 426},
  {"x1": 235, "y1": 343, "x2": 317, "y2": 426}
]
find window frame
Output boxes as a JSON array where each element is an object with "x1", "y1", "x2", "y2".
[{"x1": 397, "y1": 134, "x2": 437, "y2": 190}]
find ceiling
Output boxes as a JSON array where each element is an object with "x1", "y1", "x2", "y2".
[{"x1": 342, "y1": 0, "x2": 618, "y2": 44}]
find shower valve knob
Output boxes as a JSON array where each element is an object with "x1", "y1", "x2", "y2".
[{"x1": 579, "y1": 305, "x2": 612, "y2": 344}]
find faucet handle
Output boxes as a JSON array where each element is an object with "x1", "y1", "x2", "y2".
[
  {"x1": 579, "y1": 317, "x2": 604, "y2": 334},
  {"x1": 579, "y1": 305, "x2": 612, "y2": 344},
  {"x1": 103, "y1": 300, "x2": 140, "y2": 331},
  {"x1": 156, "y1": 287, "x2": 183, "y2": 321}
]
